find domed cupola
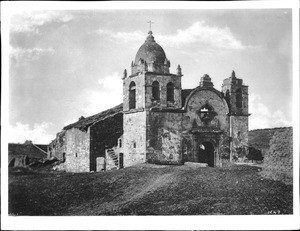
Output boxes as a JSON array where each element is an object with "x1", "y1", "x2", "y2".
[{"x1": 131, "y1": 31, "x2": 170, "y2": 75}]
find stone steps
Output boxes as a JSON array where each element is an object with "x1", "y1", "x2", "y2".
[{"x1": 107, "y1": 149, "x2": 119, "y2": 166}]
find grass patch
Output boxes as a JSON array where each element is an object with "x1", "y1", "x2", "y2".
[{"x1": 9, "y1": 164, "x2": 292, "y2": 215}]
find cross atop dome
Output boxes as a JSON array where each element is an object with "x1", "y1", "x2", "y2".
[{"x1": 147, "y1": 20, "x2": 154, "y2": 31}]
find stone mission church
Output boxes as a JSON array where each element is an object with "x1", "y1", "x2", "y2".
[{"x1": 48, "y1": 30, "x2": 249, "y2": 172}]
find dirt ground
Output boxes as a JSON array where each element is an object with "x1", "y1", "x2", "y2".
[{"x1": 9, "y1": 164, "x2": 293, "y2": 215}]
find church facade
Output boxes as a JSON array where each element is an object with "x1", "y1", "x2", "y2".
[{"x1": 48, "y1": 30, "x2": 249, "y2": 172}]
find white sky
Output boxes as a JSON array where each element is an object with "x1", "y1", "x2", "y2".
[{"x1": 5, "y1": 4, "x2": 294, "y2": 144}]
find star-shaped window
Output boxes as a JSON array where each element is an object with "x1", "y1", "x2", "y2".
[{"x1": 198, "y1": 104, "x2": 217, "y2": 124}]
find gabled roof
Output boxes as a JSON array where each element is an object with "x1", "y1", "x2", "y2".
[
  {"x1": 63, "y1": 103, "x2": 123, "y2": 131},
  {"x1": 9, "y1": 143, "x2": 48, "y2": 159},
  {"x1": 35, "y1": 144, "x2": 48, "y2": 152},
  {"x1": 63, "y1": 87, "x2": 220, "y2": 131}
]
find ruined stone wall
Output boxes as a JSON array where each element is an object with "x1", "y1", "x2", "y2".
[
  {"x1": 64, "y1": 128, "x2": 90, "y2": 172},
  {"x1": 89, "y1": 113, "x2": 123, "y2": 171},
  {"x1": 147, "y1": 111, "x2": 183, "y2": 164},
  {"x1": 230, "y1": 116, "x2": 249, "y2": 161},
  {"x1": 144, "y1": 73, "x2": 182, "y2": 109},
  {"x1": 48, "y1": 130, "x2": 66, "y2": 160},
  {"x1": 123, "y1": 111, "x2": 147, "y2": 167},
  {"x1": 260, "y1": 127, "x2": 293, "y2": 184}
]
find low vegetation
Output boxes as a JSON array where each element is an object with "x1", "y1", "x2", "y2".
[
  {"x1": 9, "y1": 164, "x2": 292, "y2": 215},
  {"x1": 249, "y1": 127, "x2": 291, "y2": 151},
  {"x1": 247, "y1": 147, "x2": 263, "y2": 162}
]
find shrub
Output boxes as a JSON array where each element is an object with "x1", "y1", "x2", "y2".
[{"x1": 247, "y1": 146, "x2": 263, "y2": 162}]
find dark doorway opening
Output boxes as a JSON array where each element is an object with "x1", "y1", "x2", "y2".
[
  {"x1": 197, "y1": 142, "x2": 214, "y2": 167},
  {"x1": 118, "y1": 153, "x2": 124, "y2": 169}
]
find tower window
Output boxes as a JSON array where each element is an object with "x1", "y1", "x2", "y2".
[
  {"x1": 129, "y1": 81, "x2": 136, "y2": 109},
  {"x1": 152, "y1": 81, "x2": 160, "y2": 100},
  {"x1": 236, "y1": 88, "x2": 242, "y2": 108},
  {"x1": 119, "y1": 139, "x2": 122, "y2": 148},
  {"x1": 167, "y1": 82, "x2": 175, "y2": 102}
]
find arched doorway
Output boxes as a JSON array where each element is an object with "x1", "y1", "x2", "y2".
[{"x1": 197, "y1": 141, "x2": 215, "y2": 167}]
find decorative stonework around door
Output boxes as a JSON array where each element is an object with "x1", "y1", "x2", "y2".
[{"x1": 192, "y1": 131, "x2": 222, "y2": 167}]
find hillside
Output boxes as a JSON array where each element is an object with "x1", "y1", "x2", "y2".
[
  {"x1": 9, "y1": 164, "x2": 292, "y2": 215},
  {"x1": 249, "y1": 127, "x2": 292, "y2": 152}
]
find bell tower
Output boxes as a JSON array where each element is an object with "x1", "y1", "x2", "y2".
[
  {"x1": 122, "y1": 30, "x2": 183, "y2": 167},
  {"x1": 222, "y1": 70, "x2": 248, "y2": 116},
  {"x1": 222, "y1": 70, "x2": 249, "y2": 161}
]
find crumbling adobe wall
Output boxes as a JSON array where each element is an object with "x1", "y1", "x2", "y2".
[
  {"x1": 147, "y1": 111, "x2": 183, "y2": 164},
  {"x1": 260, "y1": 127, "x2": 293, "y2": 184}
]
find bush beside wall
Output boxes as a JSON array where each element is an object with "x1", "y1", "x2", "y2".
[{"x1": 260, "y1": 127, "x2": 293, "y2": 184}]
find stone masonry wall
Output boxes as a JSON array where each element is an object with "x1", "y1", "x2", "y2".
[
  {"x1": 230, "y1": 116, "x2": 249, "y2": 161},
  {"x1": 123, "y1": 111, "x2": 147, "y2": 167},
  {"x1": 145, "y1": 73, "x2": 182, "y2": 109},
  {"x1": 123, "y1": 73, "x2": 146, "y2": 111},
  {"x1": 183, "y1": 88, "x2": 230, "y2": 166},
  {"x1": 260, "y1": 127, "x2": 293, "y2": 184},
  {"x1": 147, "y1": 111, "x2": 183, "y2": 164},
  {"x1": 185, "y1": 89, "x2": 229, "y2": 131},
  {"x1": 64, "y1": 128, "x2": 90, "y2": 172},
  {"x1": 222, "y1": 77, "x2": 248, "y2": 115}
]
